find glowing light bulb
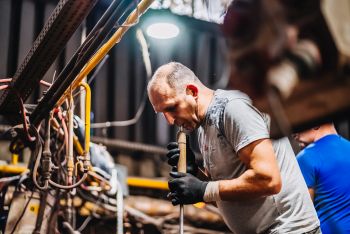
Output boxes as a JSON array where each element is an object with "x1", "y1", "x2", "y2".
[{"x1": 146, "y1": 22, "x2": 180, "y2": 39}]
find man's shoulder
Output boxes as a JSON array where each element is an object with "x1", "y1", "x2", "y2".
[
  {"x1": 296, "y1": 145, "x2": 319, "y2": 162},
  {"x1": 215, "y1": 89, "x2": 251, "y2": 102}
]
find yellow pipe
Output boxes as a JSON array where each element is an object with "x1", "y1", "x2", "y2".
[
  {"x1": 78, "y1": 82, "x2": 91, "y2": 157},
  {"x1": 127, "y1": 177, "x2": 169, "y2": 190},
  {"x1": 56, "y1": 0, "x2": 155, "y2": 106},
  {"x1": 73, "y1": 135, "x2": 84, "y2": 156},
  {"x1": 0, "y1": 165, "x2": 28, "y2": 174},
  {"x1": 0, "y1": 165, "x2": 168, "y2": 189},
  {"x1": 11, "y1": 154, "x2": 19, "y2": 165},
  {"x1": 0, "y1": 166, "x2": 171, "y2": 192}
]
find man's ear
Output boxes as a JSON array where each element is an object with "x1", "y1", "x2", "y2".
[{"x1": 186, "y1": 84, "x2": 198, "y2": 97}]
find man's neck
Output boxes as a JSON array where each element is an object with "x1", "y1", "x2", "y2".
[{"x1": 314, "y1": 124, "x2": 338, "y2": 141}]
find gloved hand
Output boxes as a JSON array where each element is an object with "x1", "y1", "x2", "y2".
[
  {"x1": 166, "y1": 137, "x2": 198, "y2": 175},
  {"x1": 168, "y1": 172, "x2": 208, "y2": 205}
]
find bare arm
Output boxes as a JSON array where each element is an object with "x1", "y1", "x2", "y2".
[
  {"x1": 218, "y1": 139, "x2": 282, "y2": 201},
  {"x1": 308, "y1": 188, "x2": 315, "y2": 201}
]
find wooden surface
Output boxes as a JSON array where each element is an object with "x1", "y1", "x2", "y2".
[{"x1": 255, "y1": 75, "x2": 350, "y2": 138}]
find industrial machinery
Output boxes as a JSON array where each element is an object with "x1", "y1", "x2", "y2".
[{"x1": 0, "y1": 1, "x2": 229, "y2": 233}]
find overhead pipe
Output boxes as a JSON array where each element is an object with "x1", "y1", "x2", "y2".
[{"x1": 91, "y1": 136, "x2": 167, "y2": 155}]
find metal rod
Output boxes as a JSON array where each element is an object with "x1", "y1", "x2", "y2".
[
  {"x1": 177, "y1": 126, "x2": 186, "y2": 234},
  {"x1": 180, "y1": 206, "x2": 184, "y2": 234},
  {"x1": 91, "y1": 136, "x2": 167, "y2": 155}
]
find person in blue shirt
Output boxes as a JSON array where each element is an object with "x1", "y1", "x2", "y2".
[{"x1": 294, "y1": 123, "x2": 350, "y2": 234}]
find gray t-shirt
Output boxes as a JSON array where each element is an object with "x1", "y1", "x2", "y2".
[{"x1": 197, "y1": 89, "x2": 319, "y2": 234}]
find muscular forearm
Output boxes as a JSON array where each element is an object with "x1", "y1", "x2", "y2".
[{"x1": 218, "y1": 168, "x2": 282, "y2": 201}]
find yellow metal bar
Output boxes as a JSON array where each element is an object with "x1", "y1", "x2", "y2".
[
  {"x1": 127, "y1": 177, "x2": 169, "y2": 190},
  {"x1": 73, "y1": 135, "x2": 84, "y2": 156},
  {"x1": 0, "y1": 165, "x2": 28, "y2": 174},
  {"x1": 11, "y1": 154, "x2": 19, "y2": 165},
  {"x1": 78, "y1": 82, "x2": 91, "y2": 156},
  {"x1": 56, "y1": 0, "x2": 155, "y2": 106}
]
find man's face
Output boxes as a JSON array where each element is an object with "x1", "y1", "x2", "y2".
[
  {"x1": 293, "y1": 129, "x2": 316, "y2": 149},
  {"x1": 149, "y1": 84, "x2": 201, "y2": 132}
]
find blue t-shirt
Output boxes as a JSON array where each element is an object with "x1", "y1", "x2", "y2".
[{"x1": 297, "y1": 134, "x2": 350, "y2": 234}]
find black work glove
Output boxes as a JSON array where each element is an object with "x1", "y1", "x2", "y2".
[
  {"x1": 166, "y1": 137, "x2": 198, "y2": 175},
  {"x1": 168, "y1": 172, "x2": 208, "y2": 205}
]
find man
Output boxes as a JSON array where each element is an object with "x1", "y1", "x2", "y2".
[
  {"x1": 295, "y1": 123, "x2": 350, "y2": 234},
  {"x1": 147, "y1": 62, "x2": 320, "y2": 234},
  {"x1": 148, "y1": 62, "x2": 319, "y2": 234}
]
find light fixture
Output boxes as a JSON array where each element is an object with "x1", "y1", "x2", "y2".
[{"x1": 146, "y1": 22, "x2": 180, "y2": 39}]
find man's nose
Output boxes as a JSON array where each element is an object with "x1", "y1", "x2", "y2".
[{"x1": 164, "y1": 113, "x2": 175, "y2": 125}]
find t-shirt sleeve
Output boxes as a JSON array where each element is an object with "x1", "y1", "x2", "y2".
[
  {"x1": 297, "y1": 151, "x2": 317, "y2": 188},
  {"x1": 223, "y1": 98, "x2": 270, "y2": 153}
]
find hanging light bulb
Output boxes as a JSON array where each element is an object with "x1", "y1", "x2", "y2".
[{"x1": 146, "y1": 22, "x2": 180, "y2": 39}]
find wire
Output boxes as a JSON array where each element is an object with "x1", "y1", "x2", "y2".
[
  {"x1": 17, "y1": 93, "x2": 36, "y2": 142},
  {"x1": 116, "y1": 0, "x2": 140, "y2": 28},
  {"x1": 0, "y1": 78, "x2": 12, "y2": 83},
  {"x1": 31, "y1": 126, "x2": 48, "y2": 190},
  {"x1": 136, "y1": 29, "x2": 152, "y2": 78},
  {"x1": 0, "y1": 78, "x2": 52, "y2": 87},
  {"x1": 90, "y1": 29, "x2": 152, "y2": 129},
  {"x1": 90, "y1": 92, "x2": 147, "y2": 128},
  {"x1": 0, "y1": 85, "x2": 9, "y2": 90},
  {"x1": 88, "y1": 55, "x2": 110, "y2": 85},
  {"x1": 48, "y1": 173, "x2": 87, "y2": 189},
  {"x1": 71, "y1": 55, "x2": 110, "y2": 100},
  {"x1": 77, "y1": 215, "x2": 92, "y2": 232},
  {"x1": 77, "y1": 194, "x2": 103, "y2": 232},
  {"x1": 10, "y1": 191, "x2": 34, "y2": 234}
]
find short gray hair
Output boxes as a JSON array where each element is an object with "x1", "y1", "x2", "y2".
[{"x1": 148, "y1": 62, "x2": 201, "y2": 95}]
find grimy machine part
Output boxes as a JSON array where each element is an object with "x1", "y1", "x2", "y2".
[{"x1": 177, "y1": 127, "x2": 186, "y2": 234}]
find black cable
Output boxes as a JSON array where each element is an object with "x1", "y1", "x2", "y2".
[
  {"x1": 33, "y1": 0, "x2": 123, "y2": 116},
  {"x1": 71, "y1": 55, "x2": 110, "y2": 101},
  {"x1": 31, "y1": 0, "x2": 134, "y2": 125}
]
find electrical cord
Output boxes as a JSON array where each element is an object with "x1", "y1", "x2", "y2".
[
  {"x1": 31, "y1": 126, "x2": 48, "y2": 190},
  {"x1": 77, "y1": 194, "x2": 104, "y2": 232},
  {"x1": 48, "y1": 173, "x2": 87, "y2": 189},
  {"x1": 31, "y1": 119, "x2": 87, "y2": 190},
  {"x1": 14, "y1": 91, "x2": 36, "y2": 142},
  {"x1": 71, "y1": 55, "x2": 110, "y2": 100}
]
